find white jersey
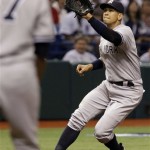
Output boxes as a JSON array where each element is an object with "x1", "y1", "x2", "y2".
[
  {"x1": 0, "y1": 0, "x2": 54, "y2": 64},
  {"x1": 99, "y1": 24, "x2": 141, "y2": 81}
]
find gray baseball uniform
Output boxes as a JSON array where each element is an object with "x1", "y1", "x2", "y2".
[
  {"x1": 0, "y1": 0, "x2": 54, "y2": 149},
  {"x1": 68, "y1": 24, "x2": 144, "y2": 143}
]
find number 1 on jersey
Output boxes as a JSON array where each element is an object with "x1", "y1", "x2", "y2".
[{"x1": 5, "y1": 0, "x2": 21, "y2": 20}]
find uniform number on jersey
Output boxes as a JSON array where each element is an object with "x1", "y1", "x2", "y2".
[{"x1": 4, "y1": 0, "x2": 21, "y2": 20}]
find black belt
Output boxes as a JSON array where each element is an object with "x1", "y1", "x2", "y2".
[{"x1": 109, "y1": 81, "x2": 134, "y2": 87}]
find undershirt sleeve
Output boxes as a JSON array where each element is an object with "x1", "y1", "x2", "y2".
[{"x1": 88, "y1": 17, "x2": 122, "y2": 46}]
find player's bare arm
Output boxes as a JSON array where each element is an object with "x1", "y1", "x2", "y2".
[
  {"x1": 76, "y1": 59, "x2": 104, "y2": 76},
  {"x1": 76, "y1": 64, "x2": 93, "y2": 76},
  {"x1": 82, "y1": 13, "x2": 93, "y2": 20}
]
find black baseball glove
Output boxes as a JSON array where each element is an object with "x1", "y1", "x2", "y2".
[{"x1": 65, "y1": 0, "x2": 94, "y2": 16}]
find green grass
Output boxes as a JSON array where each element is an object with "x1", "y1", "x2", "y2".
[{"x1": 0, "y1": 127, "x2": 150, "y2": 150}]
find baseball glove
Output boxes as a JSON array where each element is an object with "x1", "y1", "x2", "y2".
[{"x1": 65, "y1": 0, "x2": 94, "y2": 16}]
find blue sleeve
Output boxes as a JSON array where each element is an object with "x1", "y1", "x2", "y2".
[
  {"x1": 88, "y1": 17, "x2": 122, "y2": 46},
  {"x1": 92, "y1": 59, "x2": 104, "y2": 70}
]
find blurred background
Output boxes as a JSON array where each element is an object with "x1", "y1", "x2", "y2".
[
  {"x1": 0, "y1": 0, "x2": 150, "y2": 121},
  {"x1": 40, "y1": 0, "x2": 150, "y2": 120},
  {"x1": 48, "y1": 0, "x2": 150, "y2": 60}
]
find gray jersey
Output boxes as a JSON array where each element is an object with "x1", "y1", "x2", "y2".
[
  {"x1": 99, "y1": 24, "x2": 141, "y2": 81},
  {"x1": 0, "y1": 0, "x2": 54, "y2": 64}
]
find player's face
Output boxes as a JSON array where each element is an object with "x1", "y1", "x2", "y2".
[{"x1": 103, "y1": 7, "x2": 122, "y2": 27}]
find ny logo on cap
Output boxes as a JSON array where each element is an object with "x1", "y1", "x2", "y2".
[{"x1": 108, "y1": 0, "x2": 114, "y2": 3}]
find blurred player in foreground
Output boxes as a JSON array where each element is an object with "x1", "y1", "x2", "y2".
[{"x1": 0, "y1": 0, "x2": 54, "y2": 149}]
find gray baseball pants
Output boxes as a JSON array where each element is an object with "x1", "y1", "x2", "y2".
[
  {"x1": 0, "y1": 61, "x2": 40, "y2": 150},
  {"x1": 68, "y1": 80, "x2": 143, "y2": 143}
]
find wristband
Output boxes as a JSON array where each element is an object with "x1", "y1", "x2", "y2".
[{"x1": 92, "y1": 59, "x2": 103, "y2": 70}]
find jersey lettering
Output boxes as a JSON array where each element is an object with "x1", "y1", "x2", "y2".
[
  {"x1": 104, "y1": 45, "x2": 118, "y2": 54},
  {"x1": 4, "y1": 0, "x2": 21, "y2": 20}
]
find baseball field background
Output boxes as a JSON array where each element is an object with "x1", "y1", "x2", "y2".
[
  {"x1": 0, "y1": 62, "x2": 150, "y2": 149},
  {"x1": 0, "y1": 119, "x2": 150, "y2": 150}
]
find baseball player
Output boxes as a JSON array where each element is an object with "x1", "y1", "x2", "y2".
[
  {"x1": 0, "y1": 0, "x2": 54, "y2": 149},
  {"x1": 55, "y1": 0, "x2": 144, "y2": 150}
]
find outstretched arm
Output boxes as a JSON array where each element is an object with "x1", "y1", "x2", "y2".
[{"x1": 83, "y1": 13, "x2": 122, "y2": 46}]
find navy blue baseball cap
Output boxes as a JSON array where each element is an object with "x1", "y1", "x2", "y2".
[{"x1": 100, "y1": 0, "x2": 124, "y2": 14}]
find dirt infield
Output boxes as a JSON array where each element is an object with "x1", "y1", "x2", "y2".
[{"x1": 0, "y1": 119, "x2": 150, "y2": 129}]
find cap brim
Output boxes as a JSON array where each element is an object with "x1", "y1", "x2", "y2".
[{"x1": 100, "y1": 3, "x2": 118, "y2": 12}]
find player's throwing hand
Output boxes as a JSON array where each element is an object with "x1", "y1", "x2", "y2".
[{"x1": 76, "y1": 64, "x2": 93, "y2": 76}]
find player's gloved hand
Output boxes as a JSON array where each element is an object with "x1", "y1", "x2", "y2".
[
  {"x1": 65, "y1": 0, "x2": 94, "y2": 17},
  {"x1": 76, "y1": 64, "x2": 93, "y2": 76},
  {"x1": 82, "y1": 13, "x2": 93, "y2": 20}
]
